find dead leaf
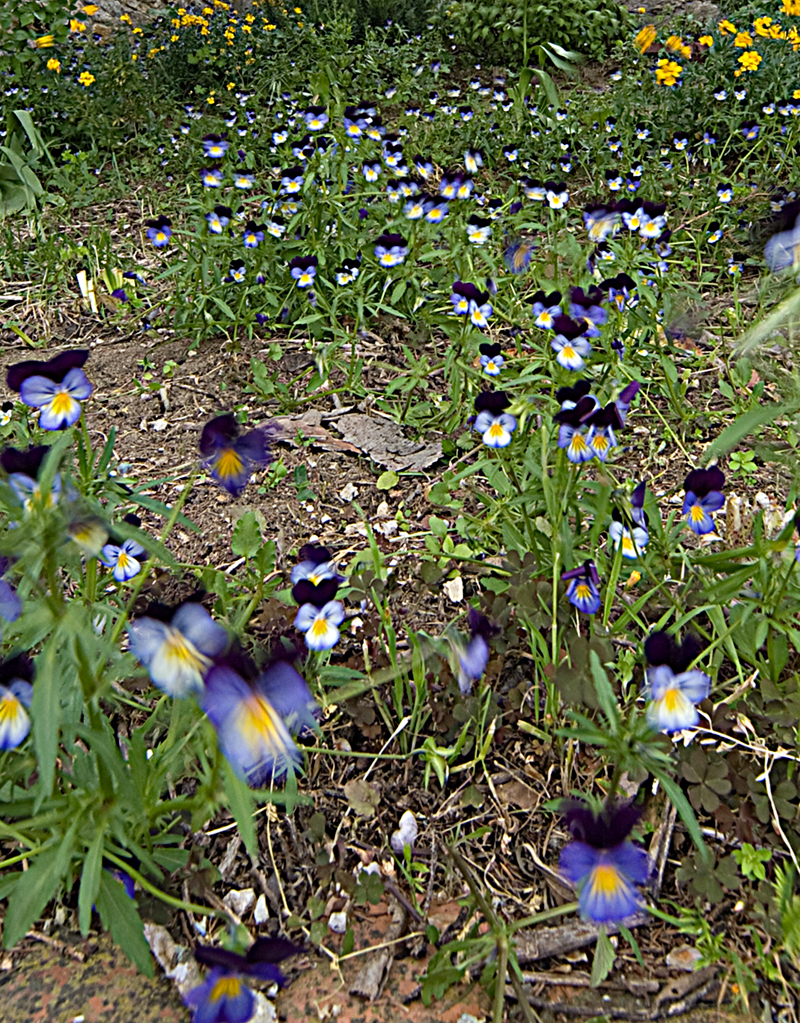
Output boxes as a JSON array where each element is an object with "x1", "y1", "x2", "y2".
[
  {"x1": 496, "y1": 779, "x2": 538, "y2": 811},
  {"x1": 332, "y1": 413, "x2": 442, "y2": 471},
  {"x1": 344, "y1": 778, "x2": 381, "y2": 818}
]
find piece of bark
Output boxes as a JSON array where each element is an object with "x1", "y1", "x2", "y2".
[{"x1": 349, "y1": 899, "x2": 407, "y2": 1001}]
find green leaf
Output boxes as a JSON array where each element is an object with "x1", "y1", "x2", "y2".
[
  {"x1": 221, "y1": 758, "x2": 257, "y2": 857},
  {"x1": 702, "y1": 404, "x2": 792, "y2": 465},
  {"x1": 656, "y1": 770, "x2": 707, "y2": 855},
  {"x1": 617, "y1": 923, "x2": 644, "y2": 967},
  {"x1": 590, "y1": 926, "x2": 615, "y2": 986},
  {"x1": 95, "y1": 872, "x2": 153, "y2": 976},
  {"x1": 32, "y1": 641, "x2": 60, "y2": 805},
  {"x1": 231, "y1": 511, "x2": 262, "y2": 558},
  {"x1": 376, "y1": 470, "x2": 399, "y2": 491},
  {"x1": 588, "y1": 651, "x2": 619, "y2": 729},
  {"x1": 3, "y1": 833, "x2": 74, "y2": 948},
  {"x1": 78, "y1": 824, "x2": 105, "y2": 936}
]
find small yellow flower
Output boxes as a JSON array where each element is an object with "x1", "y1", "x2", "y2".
[
  {"x1": 665, "y1": 34, "x2": 684, "y2": 51},
  {"x1": 718, "y1": 19, "x2": 736, "y2": 34},
  {"x1": 81, "y1": 4, "x2": 99, "y2": 13},
  {"x1": 754, "y1": 15, "x2": 772, "y2": 35},
  {"x1": 78, "y1": 71, "x2": 95, "y2": 86},
  {"x1": 734, "y1": 31, "x2": 753, "y2": 47},
  {"x1": 171, "y1": 34, "x2": 179, "y2": 41},
  {"x1": 245, "y1": 12, "x2": 255, "y2": 21},
  {"x1": 131, "y1": 53, "x2": 138, "y2": 60},
  {"x1": 46, "y1": 57, "x2": 61, "y2": 71},
  {"x1": 294, "y1": 5, "x2": 302, "y2": 11},
  {"x1": 207, "y1": 95, "x2": 215, "y2": 103},
  {"x1": 265, "y1": 22, "x2": 276, "y2": 29},
  {"x1": 121, "y1": 13, "x2": 132, "y2": 22},
  {"x1": 634, "y1": 24, "x2": 657, "y2": 52},
  {"x1": 226, "y1": 81, "x2": 235, "y2": 89},
  {"x1": 70, "y1": 18, "x2": 86, "y2": 31},
  {"x1": 655, "y1": 58, "x2": 682, "y2": 85},
  {"x1": 794, "y1": 88, "x2": 800, "y2": 98},
  {"x1": 132, "y1": 26, "x2": 143, "y2": 34},
  {"x1": 34, "y1": 34, "x2": 55, "y2": 47},
  {"x1": 770, "y1": 24, "x2": 786, "y2": 38},
  {"x1": 698, "y1": 34, "x2": 713, "y2": 46},
  {"x1": 737, "y1": 50, "x2": 762, "y2": 70},
  {"x1": 625, "y1": 570, "x2": 641, "y2": 588}
]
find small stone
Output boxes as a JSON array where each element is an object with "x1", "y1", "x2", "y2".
[
  {"x1": 151, "y1": 418, "x2": 169, "y2": 432},
  {"x1": 254, "y1": 893, "x2": 269, "y2": 925},
  {"x1": 390, "y1": 810, "x2": 418, "y2": 853},
  {"x1": 339, "y1": 482, "x2": 358, "y2": 502},
  {"x1": 328, "y1": 910, "x2": 348, "y2": 933},
  {"x1": 223, "y1": 887, "x2": 256, "y2": 917},
  {"x1": 666, "y1": 944, "x2": 703, "y2": 972},
  {"x1": 376, "y1": 501, "x2": 390, "y2": 518},
  {"x1": 443, "y1": 576, "x2": 464, "y2": 603}
]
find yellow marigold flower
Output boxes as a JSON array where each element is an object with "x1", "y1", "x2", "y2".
[
  {"x1": 46, "y1": 57, "x2": 61, "y2": 71},
  {"x1": 635, "y1": 24, "x2": 657, "y2": 51},
  {"x1": 203, "y1": 6, "x2": 213, "y2": 13},
  {"x1": 754, "y1": 15, "x2": 772, "y2": 35},
  {"x1": 734, "y1": 31, "x2": 753, "y2": 47},
  {"x1": 78, "y1": 71, "x2": 95, "y2": 86},
  {"x1": 719, "y1": 19, "x2": 736, "y2": 34},
  {"x1": 781, "y1": 0, "x2": 800, "y2": 14},
  {"x1": 82, "y1": 4, "x2": 99, "y2": 13},
  {"x1": 665, "y1": 34, "x2": 684, "y2": 50},
  {"x1": 35, "y1": 34, "x2": 55, "y2": 47},
  {"x1": 698, "y1": 34, "x2": 713, "y2": 46},
  {"x1": 770, "y1": 24, "x2": 786, "y2": 38},
  {"x1": 242, "y1": 23, "x2": 251, "y2": 31},
  {"x1": 655, "y1": 58, "x2": 682, "y2": 85},
  {"x1": 738, "y1": 50, "x2": 762, "y2": 70},
  {"x1": 70, "y1": 19, "x2": 86, "y2": 31}
]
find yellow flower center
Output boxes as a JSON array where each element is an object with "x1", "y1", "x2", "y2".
[
  {"x1": 210, "y1": 975, "x2": 242, "y2": 1002},
  {"x1": 0, "y1": 693, "x2": 21, "y2": 724},
  {"x1": 50, "y1": 390, "x2": 76, "y2": 418},
  {"x1": 590, "y1": 863, "x2": 622, "y2": 895},
  {"x1": 216, "y1": 448, "x2": 243, "y2": 480}
]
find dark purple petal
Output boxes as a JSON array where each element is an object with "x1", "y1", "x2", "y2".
[
  {"x1": 292, "y1": 577, "x2": 339, "y2": 608},
  {"x1": 0, "y1": 445, "x2": 50, "y2": 477},
  {"x1": 7, "y1": 350, "x2": 89, "y2": 392},
  {"x1": 298, "y1": 543, "x2": 332, "y2": 565},
  {"x1": 643, "y1": 630, "x2": 677, "y2": 668},
  {"x1": 562, "y1": 798, "x2": 641, "y2": 849},
  {"x1": 246, "y1": 936, "x2": 304, "y2": 965},
  {"x1": 474, "y1": 390, "x2": 511, "y2": 415},
  {"x1": 0, "y1": 654, "x2": 34, "y2": 687},
  {"x1": 199, "y1": 413, "x2": 240, "y2": 456}
]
